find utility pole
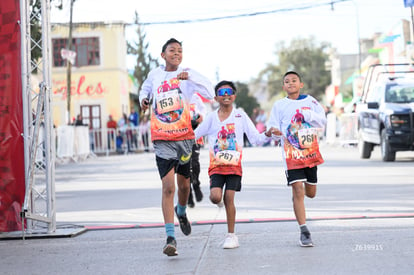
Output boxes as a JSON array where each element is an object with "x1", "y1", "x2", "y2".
[
  {"x1": 350, "y1": 0, "x2": 362, "y2": 75},
  {"x1": 66, "y1": 0, "x2": 74, "y2": 124},
  {"x1": 411, "y1": 7, "x2": 414, "y2": 42}
]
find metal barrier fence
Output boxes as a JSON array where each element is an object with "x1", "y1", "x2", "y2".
[
  {"x1": 90, "y1": 126, "x2": 152, "y2": 155},
  {"x1": 338, "y1": 113, "x2": 358, "y2": 145},
  {"x1": 55, "y1": 114, "x2": 358, "y2": 161},
  {"x1": 325, "y1": 113, "x2": 358, "y2": 145},
  {"x1": 55, "y1": 126, "x2": 152, "y2": 161}
]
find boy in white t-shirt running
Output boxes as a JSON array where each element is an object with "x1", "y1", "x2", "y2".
[
  {"x1": 195, "y1": 80, "x2": 269, "y2": 249},
  {"x1": 266, "y1": 71, "x2": 327, "y2": 247},
  {"x1": 139, "y1": 38, "x2": 214, "y2": 256}
]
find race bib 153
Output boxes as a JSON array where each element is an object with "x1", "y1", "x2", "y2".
[{"x1": 156, "y1": 89, "x2": 182, "y2": 114}]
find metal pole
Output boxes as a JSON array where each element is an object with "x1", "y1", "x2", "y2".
[
  {"x1": 41, "y1": 0, "x2": 56, "y2": 233},
  {"x1": 20, "y1": 0, "x2": 32, "y2": 233},
  {"x1": 21, "y1": 0, "x2": 56, "y2": 235},
  {"x1": 66, "y1": 0, "x2": 74, "y2": 124},
  {"x1": 352, "y1": 0, "x2": 362, "y2": 75},
  {"x1": 411, "y1": 7, "x2": 414, "y2": 42}
]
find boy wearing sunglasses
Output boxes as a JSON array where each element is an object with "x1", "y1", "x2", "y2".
[
  {"x1": 139, "y1": 38, "x2": 214, "y2": 256},
  {"x1": 194, "y1": 80, "x2": 270, "y2": 249},
  {"x1": 266, "y1": 71, "x2": 326, "y2": 247}
]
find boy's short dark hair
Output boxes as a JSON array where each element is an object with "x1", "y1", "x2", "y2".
[
  {"x1": 214, "y1": 80, "x2": 237, "y2": 95},
  {"x1": 162, "y1": 38, "x2": 182, "y2": 53},
  {"x1": 283, "y1": 71, "x2": 302, "y2": 82}
]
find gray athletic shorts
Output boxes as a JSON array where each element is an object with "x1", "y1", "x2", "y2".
[{"x1": 153, "y1": 140, "x2": 194, "y2": 162}]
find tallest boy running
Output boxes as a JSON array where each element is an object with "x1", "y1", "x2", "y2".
[{"x1": 139, "y1": 38, "x2": 214, "y2": 256}]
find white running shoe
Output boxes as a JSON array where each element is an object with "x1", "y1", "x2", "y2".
[
  {"x1": 222, "y1": 233, "x2": 239, "y2": 249},
  {"x1": 217, "y1": 199, "x2": 224, "y2": 208}
]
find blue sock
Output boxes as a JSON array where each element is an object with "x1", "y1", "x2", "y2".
[
  {"x1": 176, "y1": 203, "x2": 186, "y2": 216},
  {"x1": 165, "y1": 223, "x2": 175, "y2": 238}
]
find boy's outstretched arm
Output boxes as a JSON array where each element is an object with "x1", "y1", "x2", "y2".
[
  {"x1": 194, "y1": 112, "x2": 211, "y2": 140},
  {"x1": 265, "y1": 127, "x2": 283, "y2": 137},
  {"x1": 182, "y1": 69, "x2": 215, "y2": 100}
]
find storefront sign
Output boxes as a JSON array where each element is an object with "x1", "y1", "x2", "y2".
[{"x1": 52, "y1": 75, "x2": 108, "y2": 100}]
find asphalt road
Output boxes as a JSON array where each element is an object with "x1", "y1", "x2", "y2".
[
  {"x1": 54, "y1": 143, "x2": 414, "y2": 227},
  {"x1": 1, "y1": 143, "x2": 414, "y2": 275}
]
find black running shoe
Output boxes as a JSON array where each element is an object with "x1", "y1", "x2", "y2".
[
  {"x1": 193, "y1": 183, "x2": 203, "y2": 202},
  {"x1": 174, "y1": 206, "x2": 191, "y2": 236},
  {"x1": 188, "y1": 192, "x2": 195, "y2": 208},
  {"x1": 300, "y1": 230, "x2": 314, "y2": 247},
  {"x1": 163, "y1": 236, "x2": 178, "y2": 256}
]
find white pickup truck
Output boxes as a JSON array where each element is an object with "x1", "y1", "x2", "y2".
[{"x1": 357, "y1": 63, "x2": 414, "y2": 161}]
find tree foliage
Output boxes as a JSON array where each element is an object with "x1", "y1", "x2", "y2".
[
  {"x1": 127, "y1": 12, "x2": 159, "y2": 92},
  {"x1": 257, "y1": 37, "x2": 331, "y2": 101},
  {"x1": 234, "y1": 82, "x2": 259, "y2": 118}
]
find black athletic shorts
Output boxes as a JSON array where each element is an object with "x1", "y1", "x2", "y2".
[
  {"x1": 285, "y1": 166, "x2": 318, "y2": 186},
  {"x1": 210, "y1": 174, "x2": 242, "y2": 191},
  {"x1": 156, "y1": 156, "x2": 191, "y2": 179}
]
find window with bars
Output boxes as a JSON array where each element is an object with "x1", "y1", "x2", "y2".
[
  {"x1": 52, "y1": 37, "x2": 100, "y2": 67},
  {"x1": 52, "y1": 38, "x2": 66, "y2": 67},
  {"x1": 81, "y1": 105, "x2": 101, "y2": 129}
]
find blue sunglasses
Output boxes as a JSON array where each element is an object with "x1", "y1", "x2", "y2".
[{"x1": 217, "y1": 88, "x2": 235, "y2": 96}]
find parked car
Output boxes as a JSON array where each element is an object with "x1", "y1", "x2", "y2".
[{"x1": 357, "y1": 64, "x2": 414, "y2": 161}]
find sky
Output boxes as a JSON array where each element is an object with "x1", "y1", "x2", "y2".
[{"x1": 50, "y1": 0, "x2": 412, "y2": 83}]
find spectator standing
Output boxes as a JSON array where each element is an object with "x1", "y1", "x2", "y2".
[
  {"x1": 74, "y1": 114, "x2": 84, "y2": 126},
  {"x1": 125, "y1": 118, "x2": 137, "y2": 152},
  {"x1": 129, "y1": 107, "x2": 139, "y2": 126},
  {"x1": 138, "y1": 115, "x2": 150, "y2": 152},
  {"x1": 351, "y1": 103, "x2": 357, "y2": 113},
  {"x1": 129, "y1": 108, "x2": 140, "y2": 151},
  {"x1": 107, "y1": 115, "x2": 117, "y2": 150},
  {"x1": 116, "y1": 130, "x2": 124, "y2": 153},
  {"x1": 336, "y1": 106, "x2": 345, "y2": 137},
  {"x1": 118, "y1": 113, "x2": 128, "y2": 131},
  {"x1": 117, "y1": 113, "x2": 128, "y2": 151}
]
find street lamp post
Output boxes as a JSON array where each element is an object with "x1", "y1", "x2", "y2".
[
  {"x1": 66, "y1": 0, "x2": 74, "y2": 124},
  {"x1": 410, "y1": 7, "x2": 414, "y2": 42},
  {"x1": 331, "y1": 0, "x2": 362, "y2": 75},
  {"x1": 351, "y1": 0, "x2": 362, "y2": 75}
]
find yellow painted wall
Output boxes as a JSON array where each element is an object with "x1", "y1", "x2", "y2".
[{"x1": 50, "y1": 22, "x2": 133, "y2": 127}]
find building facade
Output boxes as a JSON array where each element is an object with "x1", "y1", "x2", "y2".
[
  {"x1": 327, "y1": 19, "x2": 412, "y2": 109},
  {"x1": 48, "y1": 21, "x2": 136, "y2": 129}
]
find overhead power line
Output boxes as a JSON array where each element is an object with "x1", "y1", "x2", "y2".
[{"x1": 139, "y1": 0, "x2": 350, "y2": 26}]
